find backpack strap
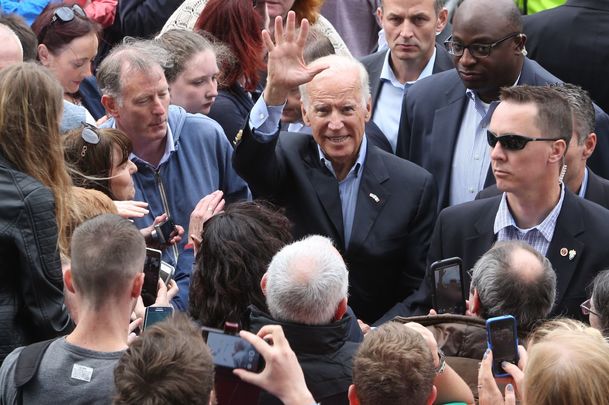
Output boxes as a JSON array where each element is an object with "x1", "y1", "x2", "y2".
[{"x1": 14, "y1": 339, "x2": 55, "y2": 405}]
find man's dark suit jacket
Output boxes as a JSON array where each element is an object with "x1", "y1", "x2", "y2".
[
  {"x1": 360, "y1": 45, "x2": 454, "y2": 116},
  {"x1": 397, "y1": 57, "x2": 609, "y2": 211},
  {"x1": 377, "y1": 190, "x2": 609, "y2": 324},
  {"x1": 233, "y1": 128, "x2": 437, "y2": 323},
  {"x1": 476, "y1": 168, "x2": 609, "y2": 210},
  {"x1": 523, "y1": 0, "x2": 609, "y2": 115}
]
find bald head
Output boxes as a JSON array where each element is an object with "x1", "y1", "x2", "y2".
[
  {"x1": 509, "y1": 245, "x2": 544, "y2": 282},
  {"x1": 0, "y1": 23, "x2": 23, "y2": 70},
  {"x1": 454, "y1": 0, "x2": 522, "y2": 33}
]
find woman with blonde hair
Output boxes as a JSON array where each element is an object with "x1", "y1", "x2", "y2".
[{"x1": 0, "y1": 62, "x2": 73, "y2": 363}]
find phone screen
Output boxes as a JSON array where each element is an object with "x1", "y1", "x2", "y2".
[
  {"x1": 159, "y1": 261, "x2": 174, "y2": 285},
  {"x1": 142, "y1": 248, "x2": 161, "y2": 306},
  {"x1": 433, "y1": 263, "x2": 465, "y2": 314},
  {"x1": 206, "y1": 331, "x2": 261, "y2": 372},
  {"x1": 487, "y1": 316, "x2": 519, "y2": 377},
  {"x1": 143, "y1": 306, "x2": 173, "y2": 329}
]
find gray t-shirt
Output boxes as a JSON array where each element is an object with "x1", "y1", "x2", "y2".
[{"x1": 0, "y1": 338, "x2": 124, "y2": 405}]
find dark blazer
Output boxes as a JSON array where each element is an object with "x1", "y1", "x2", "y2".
[
  {"x1": 208, "y1": 83, "x2": 254, "y2": 146},
  {"x1": 360, "y1": 45, "x2": 454, "y2": 115},
  {"x1": 397, "y1": 57, "x2": 609, "y2": 211},
  {"x1": 477, "y1": 168, "x2": 609, "y2": 210},
  {"x1": 233, "y1": 127, "x2": 437, "y2": 323},
  {"x1": 378, "y1": 190, "x2": 609, "y2": 323},
  {"x1": 523, "y1": 0, "x2": 609, "y2": 115}
]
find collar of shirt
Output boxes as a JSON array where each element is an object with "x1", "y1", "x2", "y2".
[
  {"x1": 579, "y1": 167, "x2": 589, "y2": 198},
  {"x1": 318, "y1": 135, "x2": 367, "y2": 181},
  {"x1": 494, "y1": 183, "x2": 566, "y2": 242},
  {"x1": 116, "y1": 121, "x2": 175, "y2": 168},
  {"x1": 380, "y1": 47, "x2": 437, "y2": 90}
]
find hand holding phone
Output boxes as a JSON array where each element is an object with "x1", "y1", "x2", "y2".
[
  {"x1": 142, "y1": 248, "x2": 162, "y2": 307},
  {"x1": 486, "y1": 315, "x2": 519, "y2": 378},
  {"x1": 430, "y1": 257, "x2": 466, "y2": 315},
  {"x1": 143, "y1": 306, "x2": 173, "y2": 330},
  {"x1": 201, "y1": 326, "x2": 264, "y2": 373}
]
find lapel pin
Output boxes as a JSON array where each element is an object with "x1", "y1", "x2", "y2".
[
  {"x1": 369, "y1": 193, "x2": 380, "y2": 203},
  {"x1": 569, "y1": 249, "x2": 576, "y2": 261},
  {"x1": 560, "y1": 247, "x2": 568, "y2": 257},
  {"x1": 233, "y1": 129, "x2": 243, "y2": 146}
]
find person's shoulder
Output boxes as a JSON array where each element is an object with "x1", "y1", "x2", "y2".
[
  {"x1": 359, "y1": 49, "x2": 386, "y2": 67},
  {"x1": 370, "y1": 146, "x2": 432, "y2": 181},
  {"x1": 570, "y1": 191, "x2": 609, "y2": 223},
  {"x1": 410, "y1": 68, "x2": 460, "y2": 92},
  {"x1": 168, "y1": 105, "x2": 228, "y2": 143},
  {"x1": 438, "y1": 196, "x2": 501, "y2": 221}
]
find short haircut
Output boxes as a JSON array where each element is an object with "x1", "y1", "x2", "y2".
[
  {"x1": 265, "y1": 235, "x2": 348, "y2": 325},
  {"x1": 381, "y1": 0, "x2": 444, "y2": 14},
  {"x1": 157, "y1": 29, "x2": 215, "y2": 84},
  {"x1": 113, "y1": 313, "x2": 214, "y2": 405},
  {"x1": 303, "y1": 26, "x2": 336, "y2": 63},
  {"x1": 500, "y1": 85, "x2": 572, "y2": 146},
  {"x1": 352, "y1": 322, "x2": 435, "y2": 405},
  {"x1": 470, "y1": 240, "x2": 556, "y2": 331},
  {"x1": 189, "y1": 201, "x2": 292, "y2": 329},
  {"x1": 0, "y1": 13, "x2": 38, "y2": 61},
  {"x1": 70, "y1": 214, "x2": 145, "y2": 307},
  {"x1": 551, "y1": 83, "x2": 595, "y2": 145},
  {"x1": 524, "y1": 329, "x2": 609, "y2": 405},
  {"x1": 591, "y1": 269, "x2": 609, "y2": 337},
  {"x1": 97, "y1": 39, "x2": 172, "y2": 102},
  {"x1": 300, "y1": 54, "x2": 370, "y2": 109}
]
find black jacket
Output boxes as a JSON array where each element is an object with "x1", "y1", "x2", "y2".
[
  {"x1": 0, "y1": 155, "x2": 73, "y2": 364},
  {"x1": 249, "y1": 306, "x2": 359, "y2": 405}
]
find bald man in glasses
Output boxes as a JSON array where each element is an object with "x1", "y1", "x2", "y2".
[{"x1": 377, "y1": 85, "x2": 609, "y2": 324}]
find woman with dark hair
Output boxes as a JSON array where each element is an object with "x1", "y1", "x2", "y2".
[
  {"x1": 189, "y1": 201, "x2": 292, "y2": 329},
  {"x1": 0, "y1": 62, "x2": 73, "y2": 362},
  {"x1": 193, "y1": 0, "x2": 266, "y2": 144},
  {"x1": 31, "y1": 2, "x2": 100, "y2": 131},
  {"x1": 583, "y1": 270, "x2": 609, "y2": 337}
]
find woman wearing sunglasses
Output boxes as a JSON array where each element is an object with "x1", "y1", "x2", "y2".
[
  {"x1": 581, "y1": 270, "x2": 609, "y2": 337},
  {"x1": 0, "y1": 62, "x2": 73, "y2": 363},
  {"x1": 31, "y1": 3, "x2": 100, "y2": 131}
]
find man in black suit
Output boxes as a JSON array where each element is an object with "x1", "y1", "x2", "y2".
[
  {"x1": 523, "y1": 0, "x2": 609, "y2": 116},
  {"x1": 379, "y1": 85, "x2": 609, "y2": 323},
  {"x1": 234, "y1": 12, "x2": 437, "y2": 323},
  {"x1": 478, "y1": 83, "x2": 609, "y2": 209},
  {"x1": 397, "y1": 0, "x2": 609, "y2": 211},
  {"x1": 359, "y1": 0, "x2": 452, "y2": 153}
]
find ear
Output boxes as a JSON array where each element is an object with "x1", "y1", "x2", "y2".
[
  {"x1": 470, "y1": 288, "x2": 482, "y2": 316},
  {"x1": 37, "y1": 43, "x2": 51, "y2": 66},
  {"x1": 64, "y1": 269, "x2": 77, "y2": 294},
  {"x1": 335, "y1": 297, "x2": 348, "y2": 321},
  {"x1": 101, "y1": 94, "x2": 120, "y2": 118},
  {"x1": 426, "y1": 385, "x2": 438, "y2": 405},
  {"x1": 260, "y1": 273, "x2": 268, "y2": 296},
  {"x1": 516, "y1": 34, "x2": 527, "y2": 54},
  {"x1": 131, "y1": 272, "x2": 144, "y2": 299},
  {"x1": 436, "y1": 8, "x2": 448, "y2": 34},
  {"x1": 364, "y1": 95, "x2": 372, "y2": 122},
  {"x1": 376, "y1": 6, "x2": 383, "y2": 23},
  {"x1": 348, "y1": 384, "x2": 360, "y2": 405},
  {"x1": 301, "y1": 102, "x2": 311, "y2": 127},
  {"x1": 549, "y1": 139, "x2": 568, "y2": 164},
  {"x1": 582, "y1": 133, "x2": 597, "y2": 159}
]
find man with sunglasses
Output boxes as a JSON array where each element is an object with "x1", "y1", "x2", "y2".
[
  {"x1": 380, "y1": 85, "x2": 609, "y2": 323},
  {"x1": 396, "y1": 0, "x2": 609, "y2": 212}
]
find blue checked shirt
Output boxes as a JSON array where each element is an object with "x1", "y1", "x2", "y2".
[{"x1": 494, "y1": 185, "x2": 565, "y2": 256}]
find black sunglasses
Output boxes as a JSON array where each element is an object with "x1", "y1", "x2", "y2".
[
  {"x1": 38, "y1": 4, "x2": 86, "y2": 43},
  {"x1": 486, "y1": 130, "x2": 562, "y2": 151},
  {"x1": 80, "y1": 122, "x2": 100, "y2": 158}
]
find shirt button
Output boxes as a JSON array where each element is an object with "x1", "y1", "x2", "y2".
[
  {"x1": 259, "y1": 113, "x2": 265, "y2": 119},
  {"x1": 474, "y1": 155, "x2": 480, "y2": 160},
  {"x1": 468, "y1": 187, "x2": 475, "y2": 193}
]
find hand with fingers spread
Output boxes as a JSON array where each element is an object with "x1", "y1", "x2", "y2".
[
  {"x1": 262, "y1": 10, "x2": 329, "y2": 106},
  {"x1": 233, "y1": 325, "x2": 315, "y2": 405}
]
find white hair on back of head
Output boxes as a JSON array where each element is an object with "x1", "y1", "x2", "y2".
[
  {"x1": 265, "y1": 234, "x2": 349, "y2": 325},
  {"x1": 0, "y1": 23, "x2": 23, "y2": 56},
  {"x1": 299, "y1": 54, "x2": 370, "y2": 109}
]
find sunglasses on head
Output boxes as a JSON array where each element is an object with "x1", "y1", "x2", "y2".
[
  {"x1": 38, "y1": 4, "x2": 86, "y2": 43},
  {"x1": 80, "y1": 122, "x2": 100, "y2": 158},
  {"x1": 486, "y1": 130, "x2": 562, "y2": 151}
]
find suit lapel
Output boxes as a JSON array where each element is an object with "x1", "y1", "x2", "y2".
[
  {"x1": 369, "y1": 51, "x2": 386, "y2": 111},
  {"x1": 349, "y1": 147, "x2": 389, "y2": 249}
]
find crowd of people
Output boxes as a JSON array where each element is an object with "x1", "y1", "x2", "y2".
[{"x1": 1, "y1": 0, "x2": 609, "y2": 404}]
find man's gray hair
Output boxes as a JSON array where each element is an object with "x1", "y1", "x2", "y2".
[
  {"x1": 299, "y1": 54, "x2": 370, "y2": 109},
  {"x1": 71, "y1": 214, "x2": 146, "y2": 307},
  {"x1": 265, "y1": 235, "x2": 349, "y2": 325},
  {"x1": 552, "y1": 83, "x2": 595, "y2": 145},
  {"x1": 97, "y1": 39, "x2": 172, "y2": 101},
  {"x1": 470, "y1": 240, "x2": 556, "y2": 331}
]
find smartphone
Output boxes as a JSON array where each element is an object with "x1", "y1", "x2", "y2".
[
  {"x1": 430, "y1": 257, "x2": 466, "y2": 315},
  {"x1": 486, "y1": 315, "x2": 519, "y2": 377},
  {"x1": 159, "y1": 261, "x2": 175, "y2": 285},
  {"x1": 142, "y1": 248, "x2": 161, "y2": 307},
  {"x1": 201, "y1": 327, "x2": 263, "y2": 372},
  {"x1": 143, "y1": 306, "x2": 173, "y2": 330},
  {"x1": 154, "y1": 217, "x2": 176, "y2": 244}
]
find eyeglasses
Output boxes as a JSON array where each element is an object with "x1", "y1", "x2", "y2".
[
  {"x1": 80, "y1": 122, "x2": 100, "y2": 158},
  {"x1": 38, "y1": 4, "x2": 86, "y2": 43},
  {"x1": 487, "y1": 130, "x2": 562, "y2": 151},
  {"x1": 444, "y1": 33, "x2": 523, "y2": 58},
  {"x1": 580, "y1": 298, "x2": 600, "y2": 317}
]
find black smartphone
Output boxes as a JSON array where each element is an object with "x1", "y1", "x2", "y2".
[
  {"x1": 430, "y1": 257, "x2": 466, "y2": 314},
  {"x1": 143, "y1": 306, "x2": 173, "y2": 330},
  {"x1": 154, "y1": 217, "x2": 176, "y2": 244},
  {"x1": 159, "y1": 261, "x2": 175, "y2": 285},
  {"x1": 486, "y1": 315, "x2": 519, "y2": 377},
  {"x1": 201, "y1": 327, "x2": 263, "y2": 372},
  {"x1": 142, "y1": 248, "x2": 161, "y2": 307}
]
